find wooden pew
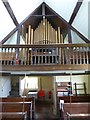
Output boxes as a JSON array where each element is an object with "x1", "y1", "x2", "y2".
[
  {"x1": 0, "y1": 101, "x2": 32, "y2": 120},
  {"x1": 0, "y1": 112, "x2": 27, "y2": 120},
  {"x1": 57, "y1": 95, "x2": 90, "y2": 103},
  {"x1": 60, "y1": 102, "x2": 90, "y2": 120},
  {"x1": 0, "y1": 97, "x2": 35, "y2": 119}
]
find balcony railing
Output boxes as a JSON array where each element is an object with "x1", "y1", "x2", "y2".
[{"x1": 0, "y1": 44, "x2": 90, "y2": 66}]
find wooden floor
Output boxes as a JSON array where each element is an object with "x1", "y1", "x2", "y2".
[{"x1": 34, "y1": 100, "x2": 59, "y2": 120}]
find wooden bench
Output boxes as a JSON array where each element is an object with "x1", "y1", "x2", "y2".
[
  {"x1": 60, "y1": 102, "x2": 90, "y2": 120},
  {"x1": 0, "y1": 101, "x2": 32, "y2": 120},
  {"x1": 0, "y1": 97, "x2": 35, "y2": 119},
  {"x1": 0, "y1": 112, "x2": 27, "y2": 120},
  {"x1": 57, "y1": 95, "x2": 90, "y2": 103}
]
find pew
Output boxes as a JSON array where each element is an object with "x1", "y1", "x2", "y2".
[
  {"x1": 60, "y1": 102, "x2": 90, "y2": 120},
  {"x1": 0, "y1": 112, "x2": 27, "y2": 120},
  {"x1": 0, "y1": 101, "x2": 32, "y2": 120},
  {"x1": 0, "y1": 97, "x2": 35, "y2": 119},
  {"x1": 57, "y1": 95, "x2": 90, "y2": 103}
]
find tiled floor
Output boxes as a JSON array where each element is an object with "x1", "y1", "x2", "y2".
[{"x1": 34, "y1": 100, "x2": 59, "y2": 120}]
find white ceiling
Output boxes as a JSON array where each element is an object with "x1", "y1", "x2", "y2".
[{"x1": 0, "y1": 0, "x2": 90, "y2": 42}]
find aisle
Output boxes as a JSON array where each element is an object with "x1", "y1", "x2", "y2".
[{"x1": 34, "y1": 100, "x2": 59, "y2": 120}]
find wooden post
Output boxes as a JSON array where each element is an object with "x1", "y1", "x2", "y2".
[
  {"x1": 83, "y1": 82, "x2": 87, "y2": 95},
  {"x1": 74, "y1": 83, "x2": 77, "y2": 96}
]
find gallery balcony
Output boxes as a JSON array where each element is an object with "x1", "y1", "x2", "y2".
[{"x1": 0, "y1": 44, "x2": 90, "y2": 72}]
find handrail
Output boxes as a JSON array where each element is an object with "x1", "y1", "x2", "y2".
[{"x1": 0, "y1": 43, "x2": 90, "y2": 48}]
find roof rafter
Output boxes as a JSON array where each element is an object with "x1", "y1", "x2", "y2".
[
  {"x1": 2, "y1": 0, "x2": 19, "y2": 26},
  {"x1": 68, "y1": 26, "x2": 72, "y2": 43},
  {"x1": 69, "y1": 0, "x2": 84, "y2": 25}
]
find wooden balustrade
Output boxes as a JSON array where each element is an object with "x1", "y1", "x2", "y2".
[{"x1": 0, "y1": 44, "x2": 90, "y2": 66}]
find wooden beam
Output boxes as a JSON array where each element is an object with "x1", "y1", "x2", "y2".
[
  {"x1": 2, "y1": 1, "x2": 19, "y2": 26},
  {"x1": 42, "y1": 2, "x2": 45, "y2": 17},
  {"x1": 17, "y1": 26, "x2": 21, "y2": 44},
  {"x1": 1, "y1": 64, "x2": 89, "y2": 72},
  {"x1": 68, "y1": 26, "x2": 72, "y2": 43},
  {"x1": 25, "y1": 15, "x2": 56, "y2": 17},
  {"x1": 69, "y1": 0, "x2": 84, "y2": 25}
]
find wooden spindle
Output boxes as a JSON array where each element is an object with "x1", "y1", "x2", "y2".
[
  {"x1": 83, "y1": 47, "x2": 85, "y2": 64},
  {"x1": 86, "y1": 47, "x2": 89, "y2": 64}
]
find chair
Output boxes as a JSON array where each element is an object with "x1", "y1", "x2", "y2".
[{"x1": 38, "y1": 90, "x2": 45, "y2": 100}]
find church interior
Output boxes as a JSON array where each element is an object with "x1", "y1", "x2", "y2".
[{"x1": 0, "y1": 0, "x2": 90, "y2": 120}]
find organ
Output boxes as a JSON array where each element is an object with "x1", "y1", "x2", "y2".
[{"x1": 23, "y1": 18, "x2": 63, "y2": 45}]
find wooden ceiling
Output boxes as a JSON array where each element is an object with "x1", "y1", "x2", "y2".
[{"x1": 23, "y1": 3, "x2": 68, "y2": 31}]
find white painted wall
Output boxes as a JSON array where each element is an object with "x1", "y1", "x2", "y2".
[
  {"x1": 8, "y1": 0, "x2": 43, "y2": 23},
  {"x1": 72, "y1": 0, "x2": 89, "y2": 39},
  {"x1": 88, "y1": 1, "x2": 90, "y2": 39},
  {"x1": 45, "y1": 0, "x2": 78, "y2": 22},
  {"x1": 4, "y1": 32, "x2": 17, "y2": 45},
  {"x1": 56, "y1": 75, "x2": 89, "y2": 95},
  {"x1": 0, "y1": 0, "x2": 15, "y2": 42},
  {"x1": 0, "y1": 76, "x2": 11, "y2": 97},
  {"x1": 64, "y1": 31, "x2": 86, "y2": 44},
  {"x1": 71, "y1": 30, "x2": 86, "y2": 43},
  {"x1": 19, "y1": 76, "x2": 25, "y2": 96},
  {"x1": 88, "y1": 75, "x2": 90, "y2": 94},
  {"x1": 52, "y1": 76, "x2": 57, "y2": 115}
]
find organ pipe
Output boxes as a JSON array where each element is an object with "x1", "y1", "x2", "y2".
[
  {"x1": 31, "y1": 29, "x2": 33, "y2": 44},
  {"x1": 58, "y1": 27, "x2": 61, "y2": 43},
  {"x1": 24, "y1": 18, "x2": 63, "y2": 45},
  {"x1": 25, "y1": 33, "x2": 28, "y2": 45},
  {"x1": 61, "y1": 34, "x2": 64, "y2": 43},
  {"x1": 28, "y1": 25, "x2": 31, "y2": 44}
]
